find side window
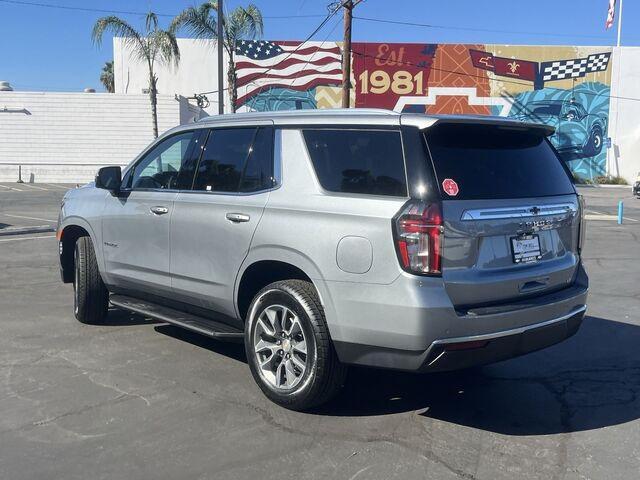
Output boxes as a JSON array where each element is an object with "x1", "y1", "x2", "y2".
[
  {"x1": 129, "y1": 131, "x2": 198, "y2": 190},
  {"x1": 193, "y1": 127, "x2": 274, "y2": 193},
  {"x1": 240, "y1": 127, "x2": 274, "y2": 192},
  {"x1": 302, "y1": 129, "x2": 407, "y2": 197}
]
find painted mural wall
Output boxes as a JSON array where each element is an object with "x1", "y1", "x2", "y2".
[{"x1": 234, "y1": 41, "x2": 613, "y2": 180}]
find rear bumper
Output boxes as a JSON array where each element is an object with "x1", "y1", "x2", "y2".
[
  {"x1": 418, "y1": 305, "x2": 584, "y2": 372},
  {"x1": 329, "y1": 263, "x2": 588, "y2": 371},
  {"x1": 334, "y1": 305, "x2": 585, "y2": 372}
]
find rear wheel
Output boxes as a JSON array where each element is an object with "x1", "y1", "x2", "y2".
[
  {"x1": 73, "y1": 236, "x2": 109, "y2": 324},
  {"x1": 583, "y1": 125, "x2": 603, "y2": 157},
  {"x1": 245, "y1": 280, "x2": 347, "y2": 411}
]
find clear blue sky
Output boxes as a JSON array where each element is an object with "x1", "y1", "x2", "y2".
[{"x1": 0, "y1": 0, "x2": 636, "y2": 92}]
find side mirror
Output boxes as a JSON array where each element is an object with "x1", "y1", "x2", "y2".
[{"x1": 95, "y1": 166, "x2": 122, "y2": 192}]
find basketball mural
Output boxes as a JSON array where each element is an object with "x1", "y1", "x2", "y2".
[{"x1": 235, "y1": 42, "x2": 613, "y2": 180}]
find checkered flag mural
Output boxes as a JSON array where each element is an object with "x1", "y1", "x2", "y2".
[{"x1": 540, "y1": 52, "x2": 611, "y2": 82}]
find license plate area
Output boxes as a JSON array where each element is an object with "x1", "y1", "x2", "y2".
[{"x1": 510, "y1": 234, "x2": 542, "y2": 264}]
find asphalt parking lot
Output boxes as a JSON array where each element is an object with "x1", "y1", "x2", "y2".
[{"x1": 1, "y1": 184, "x2": 639, "y2": 479}]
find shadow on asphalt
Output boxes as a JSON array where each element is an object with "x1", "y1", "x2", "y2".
[
  {"x1": 124, "y1": 314, "x2": 638, "y2": 435},
  {"x1": 317, "y1": 315, "x2": 640, "y2": 435}
]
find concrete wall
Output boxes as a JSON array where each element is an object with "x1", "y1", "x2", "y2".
[
  {"x1": 0, "y1": 91, "x2": 199, "y2": 183},
  {"x1": 114, "y1": 37, "x2": 228, "y2": 115},
  {"x1": 607, "y1": 46, "x2": 640, "y2": 182}
]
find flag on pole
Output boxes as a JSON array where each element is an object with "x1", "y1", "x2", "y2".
[{"x1": 606, "y1": 0, "x2": 616, "y2": 29}]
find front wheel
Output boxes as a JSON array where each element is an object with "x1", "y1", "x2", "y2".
[
  {"x1": 73, "y1": 236, "x2": 109, "y2": 324},
  {"x1": 245, "y1": 280, "x2": 347, "y2": 411}
]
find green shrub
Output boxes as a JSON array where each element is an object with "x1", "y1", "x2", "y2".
[{"x1": 594, "y1": 175, "x2": 628, "y2": 185}]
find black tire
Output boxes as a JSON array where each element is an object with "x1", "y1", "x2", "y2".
[
  {"x1": 583, "y1": 125, "x2": 603, "y2": 157},
  {"x1": 245, "y1": 280, "x2": 347, "y2": 411},
  {"x1": 73, "y1": 236, "x2": 109, "y2": 324}
]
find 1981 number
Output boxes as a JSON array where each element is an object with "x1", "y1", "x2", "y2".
[{"x1": 358, "y1": 70, "x2": 425, "y2": 95}]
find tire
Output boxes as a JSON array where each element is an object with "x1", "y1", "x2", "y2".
[
  {"x1": 73, "y1": 236, "x2": 109, "y2": 324},
  {"x1": 245, "y1": 280, "x2": 347, "y2": 411},
  {"x1": 583, "y1": 125, "x2": 603, "y2": 157}
]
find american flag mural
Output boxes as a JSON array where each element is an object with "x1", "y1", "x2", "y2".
[{"x1": 234, "y1": 40, "x2": 342, "y2": 108}]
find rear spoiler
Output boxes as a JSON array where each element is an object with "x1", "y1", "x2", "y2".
[{"x1": 400, "y1": 114, "x2": 555, "y2": 136}]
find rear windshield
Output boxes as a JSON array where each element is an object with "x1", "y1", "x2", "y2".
[
  {"x1": 303, "y1": 129, "x2": 407, "y2": 197},
  {"x1": 424, "y1": 124, "x2": 575, "y2": 200}
]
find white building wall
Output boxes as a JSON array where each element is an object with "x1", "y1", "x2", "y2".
[
  {"x1": 0, "y1": 91, "x2": 196, "y2": 183},
  {"x1": 114, "y1": 37, "x2": 229, "y2": 115},
  {"x1": 607, "y1": 46, "x2": 640, "y2": 182}
]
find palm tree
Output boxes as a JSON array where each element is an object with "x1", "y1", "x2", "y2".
[
  {"x1": 171, "y1": 1, "x2": 263, "y2": 112},
  {"x1": 93, "y1": 13, "x2": 180, "y2": 137},
  {"x1": 100, "y1": 61, "x2": 115, "y2": 93}
]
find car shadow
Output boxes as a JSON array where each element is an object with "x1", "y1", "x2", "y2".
[
  {"x1": 119, "y1": 312, "x2": 640, "y2": 435},
  {"x1": 313, "y1": 315, "x2": 640, "y2": 435},
  {"x1": 153, "y1": 324, "x2": 247, "y2": 364}
]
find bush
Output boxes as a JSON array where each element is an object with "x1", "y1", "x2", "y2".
[
  {"x1": 572, "y1": 174, "x2": 594, "y2": 185},
  {"x1": 594, "y1": 175, "x2": 628, "y2": 185}
]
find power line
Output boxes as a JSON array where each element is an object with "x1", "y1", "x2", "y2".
[
  {"x1": 353, "y1": 15, "x2": 615, "y2": 41},
  {"x1": 0, "y1": 0, "x2": 326, "y2": 19}
]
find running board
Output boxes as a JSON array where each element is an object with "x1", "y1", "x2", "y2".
[{"x1": 109, "y1": 294, "x2": 244, "y2": 339}]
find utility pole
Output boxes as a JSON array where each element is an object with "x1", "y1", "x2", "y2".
[
  {"x1": 217, "y1": 0, "x2": 224, "y2": 114},
  {"x1": 341, "y1": 0, "x2": 353, "y2": 108}
]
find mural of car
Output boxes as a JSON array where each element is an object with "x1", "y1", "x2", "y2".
[
  {"x1": 515, "y1": 100, "x2": 608, "y2": 159},
  {"x1": 245, "y1": 90, "x2": 317, "y2": 112}
]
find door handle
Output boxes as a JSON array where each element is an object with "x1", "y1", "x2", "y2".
[
  {"x1": 226, "y1": 212, "x2": 250, "y2": 223},
  {"x1": 150, "y1": 206, "x2": 169, "y2": 215}
]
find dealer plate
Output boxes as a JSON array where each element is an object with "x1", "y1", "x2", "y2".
[{"x1": 510, "y1": 234, "x2": 542, "y2": 264}]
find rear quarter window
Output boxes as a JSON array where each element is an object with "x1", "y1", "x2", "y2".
[
  {"x1": 424, "y1": 124, "x2": 575, "y2": 200},
  {"x1": 302, "y1": 129, "x2": 407, "y2": 197}
]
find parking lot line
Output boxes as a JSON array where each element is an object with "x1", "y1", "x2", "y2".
[
  {"x1": 2, "y1": 213, "x2": 57, "y2": 223},
  {"x1": 0, "y1": 184, "x2": 24, "y2": 192},
  {"x1": 0, "y1": 234, "x2": 55, "y2": 243},
  {"x1": 19, "y1": 183, "x2": 50, "y2": 191},
  {"x1": 44, "y1": 184, "x2": 72, "y2": 190}
]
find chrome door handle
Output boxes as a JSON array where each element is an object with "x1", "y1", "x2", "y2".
[
  {"x1": 226, "y1": 212, "x2": 250, "y2": 223},
  {"x1": 150, "y1": 206, "x2": 169, "y2": 215}
]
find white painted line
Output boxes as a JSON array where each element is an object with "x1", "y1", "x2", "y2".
[
  {"x1": 2, "y1": 213, "x2": 57, "y2": 223},
  {"x1": 585, "y1": 214, "x2": 639, "y2": 222},
  {"x1": 0, "y1": 184, "x2": 24, "y2": 192},
  {"x1": 20, "y1": 183, "x2": 49, "y2": 191},
  {"x1": 44, "y1": 184, "x2": 71, "y2": 190},
  {"x1": 0, "y1": 235, "x2": 55, "y2": 243}
]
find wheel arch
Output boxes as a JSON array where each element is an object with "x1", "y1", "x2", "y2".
[
  {"x1": 58, "y1": 218, "x2": 100, "y2": 284},
  {"x1": 234, "y1": 247, "x2": 335, "y2": 326}
]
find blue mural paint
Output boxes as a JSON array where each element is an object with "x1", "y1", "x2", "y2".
[
  {"x1": 244, "y1": 87, "x2": 317, "y2": 112},
  {"x1": 508, "y1": 82, "x2": 610, "y2": 180}
]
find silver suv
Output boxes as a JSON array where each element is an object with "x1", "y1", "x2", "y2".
[{"x1": 58, "y1": 109, "x2": 588, "y2": 410}]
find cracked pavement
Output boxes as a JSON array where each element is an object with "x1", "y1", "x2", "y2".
[{"x1": 0, "y1": 186, "x2": 639, "y2": 479}]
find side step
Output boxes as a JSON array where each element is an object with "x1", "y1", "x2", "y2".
[{"x1": 109, "y1": 294, "x2": 244, "y2": 339}]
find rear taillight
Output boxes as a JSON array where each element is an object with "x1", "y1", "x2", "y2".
[
  {"x1": 393, "y1": 201, "x2": 444, "y2": 275},
  {"x1": 577, "y1": 194, "x2": 586, "y2": 254}
]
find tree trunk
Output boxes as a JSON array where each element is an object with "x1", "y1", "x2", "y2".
[
  {"x1": 227, "y1": 56, "x2": 237, "y2": 113},
  {"x1": 149, "y1": 71, "x2": 159, "y2": 138}
]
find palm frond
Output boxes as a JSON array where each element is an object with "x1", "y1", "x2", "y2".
[
  {"x1": 152, "y1": 29, "x2": 181, "y2": 67},
  {"x1": 170, "y1": 3, "x2": 217, "y2": 40},
  {"x1": 92, "y1": 15, "x2": 145, "y2": 61}
]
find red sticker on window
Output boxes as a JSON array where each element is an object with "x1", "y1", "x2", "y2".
[{"x1": 442, "y1": 178, "x2": 459, "y2": 197}]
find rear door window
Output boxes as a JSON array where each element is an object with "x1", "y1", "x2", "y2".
[
  {"x1": 192, "y1": 127, "x2": 274, "y2": 193},
  {"x1": 302, "y1": 129, "x2": 407, "y2": 197},
  {"x1": 424, "y1": 124, "x2": 575, "y2": 200}
]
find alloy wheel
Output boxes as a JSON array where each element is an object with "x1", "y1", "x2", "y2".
[{"x1": 252, "y1": 304, "x2": 308, "y2": 390}]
